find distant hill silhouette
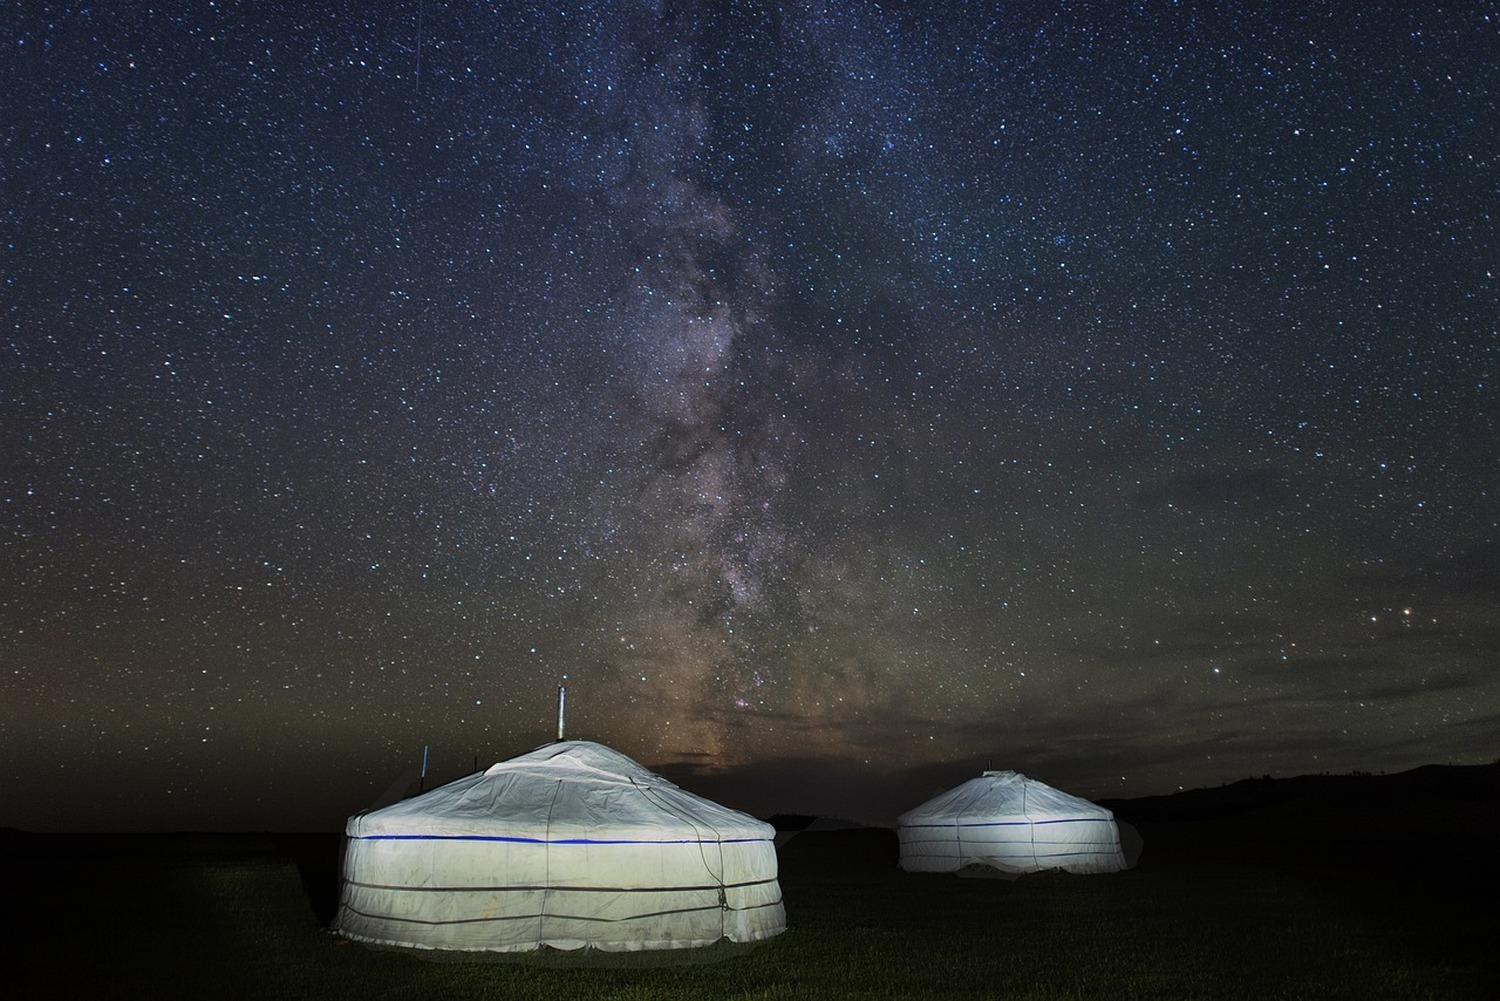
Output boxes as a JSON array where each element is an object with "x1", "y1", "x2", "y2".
[
  {"x1": 1099, "y1": 761, "x2": 1500, "y2": 825},
  {"x1": 766, "y1": 813, "x2": 869, "y2": 847}
]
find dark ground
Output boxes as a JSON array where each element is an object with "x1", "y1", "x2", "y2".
[{"x1": 4, "y1": 762, "x2": 1497, "y2": 998}]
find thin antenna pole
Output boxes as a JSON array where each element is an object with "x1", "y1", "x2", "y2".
[{"x1": 557, "y1": 685, "x2": 567, "y2": 741}]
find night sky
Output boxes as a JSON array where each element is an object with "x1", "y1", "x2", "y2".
[{"x1": 4, "y1": 2, "x2": 1497, "y2": 833}]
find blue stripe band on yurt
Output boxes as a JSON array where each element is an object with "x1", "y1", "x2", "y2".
[
  {"x1": 958, "y1": 817, "x2": 1105, "y2": 828},
  {"x1": 903, "y1": 817, "x2": 1103, "y2": 830},
  {"x1": 352, "y1": 834, "x2": 771, "y2": 845}
]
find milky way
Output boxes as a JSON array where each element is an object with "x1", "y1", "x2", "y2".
[{"x1": 2, "y1": 2, "x2": 1497, "y2": 830}]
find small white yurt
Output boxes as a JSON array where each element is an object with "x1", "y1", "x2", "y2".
[
  {"x1": 334, "y1": 740, "x2": 786, "y2": 953},
  {"x1": 898, "y1": 770, "x2": 1127, "y2": 876}
]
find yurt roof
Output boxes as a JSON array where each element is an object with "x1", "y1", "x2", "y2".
[
  {"x1": 898, "y1": 769, "x2": 1115, "y2": 826},
  {"x1": 348, "y1": 739, "x2": 772, "y2": 842}
]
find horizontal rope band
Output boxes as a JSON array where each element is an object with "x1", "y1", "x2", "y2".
[
  {"x1": 339, "y1": 897, "x2": 784, "y2": 929},
  {"x1": 342, "y1": 875, "x2": 780, "y2": 894}
]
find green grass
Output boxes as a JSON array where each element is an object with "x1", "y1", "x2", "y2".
[{"x1": 8, "y1": 821, "x2": 1495, "y2": 999}]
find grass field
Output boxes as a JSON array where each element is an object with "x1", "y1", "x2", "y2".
[{"x1": 7, "y1": 798, "x2": 1497, "y2": 999}]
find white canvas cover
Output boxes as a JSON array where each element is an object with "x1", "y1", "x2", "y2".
[
  {"x1": 897, "y1": 770, "x2": 1127, "y2": 875},
  {"x1": 333, "y1": 740, "x2": 786, "y2": 952}
]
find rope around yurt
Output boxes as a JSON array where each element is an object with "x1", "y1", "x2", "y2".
[
  {"x1": 637, "y1": 778, "x2": 730, "y2": 941},
  {"x1": 539, "y1": 777, "x2": 565, "y2": 947}
]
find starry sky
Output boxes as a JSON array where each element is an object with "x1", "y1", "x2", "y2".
[{"x1": 3, "y1": 2, "x2": 1497, "y2": 832}]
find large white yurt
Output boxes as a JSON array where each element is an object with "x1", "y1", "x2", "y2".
[
  {"x1": 333, "y1": 740, "x2": 786, "y2": 953},
  {"x1": 897, "y1": 770, "x2": 1127, "y2": 876}
]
